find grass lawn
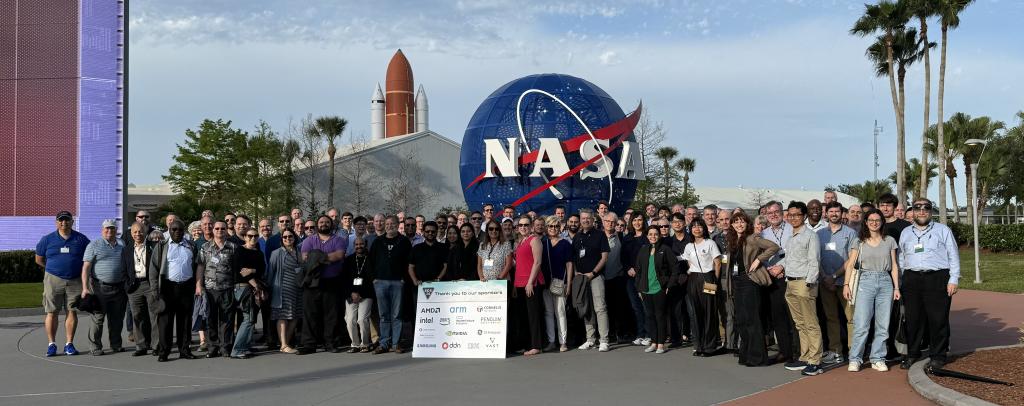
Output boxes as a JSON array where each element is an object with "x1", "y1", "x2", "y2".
[
  {"x1": 957, "y1": 250, "x2": 1024, "y2": 294},
  {"x1": 0, "y1": 282, "x2": 42, "y2": 309}
]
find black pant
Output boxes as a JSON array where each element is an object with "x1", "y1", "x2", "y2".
[
  {"x1": 205, "y1": 287, "x2": 235, "y2": 354},
  {"x1": 158, "y1": 279, "x2": 195, "y2": 356},
  {"x1": 257, "y1": 291, "x2": 278, "y2": 348},
  {"x1": 902, "y1": 269, "x2": 952, "y2": 363},
  {"x1": 515, "y1": 287, "x2": 544, "y2": 351},
  {"x1": 89, "y1": 281, "x2": 128, "y2": 352},
  {"x1": 605, "y1": 275, "x2": 634, "y2": 340},
  {"x1": 301, "y1": 278, "x2": 340, "y2": 351},
  {"x1": 734, "y1": 276, "x2": 768, "y2": 366},
  {"x1": 668, "y1": 282, "x2": 690, "y2": 343},
  {"x1": 767, "y1": 277, "x2": 797, "y2": 361},
  {"x1": 686, "y1": 272, "x2": 720, "y2": 353},
  {"x1": 128, "y1": 282, "x2": 160, "y2": 351},
  {"x1": 641, "y1": 290, "x2": 668, "y2": 344}
]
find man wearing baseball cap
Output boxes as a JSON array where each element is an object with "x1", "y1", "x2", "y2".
[
  {"x1": 81, "y1": 219, "x2": 128, "y2": 355},
  {"x1": 35, "y1": 211, "x2": 91, "y2": 357}
]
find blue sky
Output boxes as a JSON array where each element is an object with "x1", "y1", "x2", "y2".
[{"x1": 128, "y1": 0, "x2": 1024, "y2": 205}]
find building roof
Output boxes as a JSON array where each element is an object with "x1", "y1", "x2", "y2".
[
  {"x1": 127, "y1": 183, "x2": 175, "y2": 196},
  {"x1": 693, "y1": 186, "x2": 859, "y2": 210},
  {"x1": 313, "y1": 130, "x2": 460, "y2": 168}
]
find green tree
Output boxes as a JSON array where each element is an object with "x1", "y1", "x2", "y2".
[
  {"x1": 838, "y1": 180, "x2": 894, "y2": 205},
  {"x1": 676, "y1": 157, "x2": 697, "y2": 203},
  {"x1": 961, "y1": 115, "x2": 1004, "y2": 225},
  {"x1": 654, "y1": 147, "x2": 678, "y2": 203},
  {"x1": 989, "y1": 112, "x2": 1024, "y2": 209},
  {"x1": 852, "y1": 1, "x2": 911, "y2": 206},
  {"x1": 889, "y1": 157, "x2": 938, "y2": 201},
  {"x1": 311, "y1": 116, "x2": 348, "y2": 208},
  {"x1": 236, "y1": 120, "x2": 294, "y2": 220},
  {"x1": 935, "y1": 0, "x2": 975, "y2": 223},
  {"x1": 908, "y1": 0, "x2": 940, "y2": 202},
  {"x1": 164, "y1": 119, "x2": 248, "y2": 207}
]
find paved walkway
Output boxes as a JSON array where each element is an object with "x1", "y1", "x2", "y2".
[{"x1": 725, "y1": 289, "x2": 1024, "y2": 405}]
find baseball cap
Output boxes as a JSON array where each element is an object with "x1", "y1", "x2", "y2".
[
  {"x1": 56, "y1": 211, "x2": 73, "y2": 221},
  {"x1": 102, "y1": 219, "x2": 117, "y2": 228}
]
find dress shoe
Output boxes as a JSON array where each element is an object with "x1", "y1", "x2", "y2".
[
  {"x1": 373, "y1": 347, "x2": 388, "y2": 355},
  {"x1": 179, "y1": 351, "x2": 196, "y2": 360},
  {"x1": 297, "y1": 348, "x2": 316, "y2": 355},
  {"x1": 543, "y1": 343, "x2": 557, "y2": 352},
  {"x1": 157, "y1": 354, "x2": 169, "y2": 362},
  {"x1": 206, "y1": 349, "x2": 221, "y2": 358},
  {"x1": 900, "y1": 358, "x2": 914, "y2": 370},
  {"x1": 394, "y1": 347, "x2": 406, "y2": 354},
  {"x1": 326, "y1": 347, "x2": 341, "y2": 353},
  {"x1": 132, "y1": 349, "x2": 148, "y2": 357}
]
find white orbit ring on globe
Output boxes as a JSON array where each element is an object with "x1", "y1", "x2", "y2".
[{"x1": 515, "y1": 89, "x2": 614, "y2": 204}]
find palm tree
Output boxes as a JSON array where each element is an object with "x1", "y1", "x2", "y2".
[
  {"x1": 935, "y1": 0, "x2": 975, "y2": 223},
  {"x1": 926, "y1": 114, "x2": 967, "y2": 222},
  {"x1": 654, "y1": 147, "x2": 678, "y2": 203},
  {"x1": 313, "y1": 116, "x2": 348, "y2": 208},
  {"x1": 282, "y1": 138, "x2": 301, "y2": 209},
  {"x1": 839, "y1": 180, "x2": 894, "y2": 205},
  {"x1": 961, "y1": 116, "x2": 1004, "y2": 225},
  {"x1": 852, "y1": 1, "x2": 911, "y2": 206},
  {"x1": 676, "y1": 157, "x2": 697, "y2": 200},
  {"x1": 909, "y1": 0, "x2": 939, "y2": 204},
  {"x1": 889, "y1": 157, "x2": 939, "y2": 201}
]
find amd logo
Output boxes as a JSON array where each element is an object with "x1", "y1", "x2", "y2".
[{"x1": 420, "y1": 307, "x2": 440, "y2": 314}]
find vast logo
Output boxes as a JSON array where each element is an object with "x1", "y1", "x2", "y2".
[{"x1": 460, "y1": 73, "x2": 643, "y2": 214}]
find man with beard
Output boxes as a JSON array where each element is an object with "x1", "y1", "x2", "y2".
[
  {"x1": 573, "y1": 209, "x2": 611, "y2": 352},
  {"x1": 666, "y1": 213, "x2": 692, "y2": 347},
  {"x1": 817, "y1": 201, "x2": 857, "y2": 365},
  {"x1": 898, "y1": 199, "x2": 959, "y2": 371},
  {"x1": 371, "y1": 216, "x2": 412, "y2": 354},
  {"x1": 762, "y1": 201, "x2": 799, "y2": 367},
  {"x1": 554, "y1": 205, "x2": 567, "y2": 222},
  {"x1": 847, "y1": 204, "x2": 863, "y2": 233},
  {"x1": 298, "y1": 215, "x2": 347, "y2": 354},
  {"x1": 561, "y1": 214, "x2": 581, "y2": 243},
  {"x1": 824, "y1": 190, "x2": 838, "y2": 205},
  {"x1": 805, "y1": 200, "x2": 827, "y2": 233},
  {"x1": 152, "y1": 219, "x2": 200, "y2": 362}
]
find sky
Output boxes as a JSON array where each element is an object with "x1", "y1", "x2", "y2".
[{"x1": 127, "y1": 0, "x2": 1024, "y2": 205}]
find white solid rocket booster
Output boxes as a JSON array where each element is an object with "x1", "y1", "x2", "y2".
[
  {"x1": 371, "y1": 83, "x2": 385, "y2": 141},
  {"x1": 415, "y1": 84, "x2": 428, "y2": 133}
]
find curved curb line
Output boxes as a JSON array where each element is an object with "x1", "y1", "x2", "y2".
[{"x1": 908, "y1": 344, "x2": 1023, "y2": 406}]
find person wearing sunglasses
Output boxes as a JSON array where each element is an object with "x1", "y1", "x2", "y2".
[
  {"x1": 298, "y1": 215, "x2": 348, "y2": 355},
  {"x1": 229, "y1": 229, "x2": 266, "y2": 359},
  {"x1": 512, "y1": 216, "x2": 545, "y2": 356},
  {"x1": 36, "y1": 211, "x2": 90, "y2": 357},
  {"x1": 477, "y1": 220, "x2": 512, "y2": 282},
  {"x1": 897, "y1": 199, "x2": 959, "y2": 371},
  {"x1": 122, "y1": 210, "x2": 154, "y2": 246},
  {"x1": 197, "y1": 221, "x2": 241, "y2": 358},
  {"x1": 542, "y1": 216, "x2": 573, "y2": 352},
  {"x1": 267, "y1": 229, "x2": 303, "y2": 354}
]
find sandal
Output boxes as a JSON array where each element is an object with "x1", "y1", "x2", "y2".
[
  {"x1": 524, "y1": 349, "x2": 541, "y2": 356},
  {"x1": 280, "y1": 346, "x2": 298, "y2": 354}
]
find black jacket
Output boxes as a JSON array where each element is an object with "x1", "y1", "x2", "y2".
[
  {"x1": 633, "y1": 241, "x2": 679, "y2": 294},
  {"x1": 122, "y1": 241, "x2": 157, "y2": 294}
]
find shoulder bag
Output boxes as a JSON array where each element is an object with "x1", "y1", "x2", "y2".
[{"x1": 547, "y1": 240, "x2": 566, "y2": 296}]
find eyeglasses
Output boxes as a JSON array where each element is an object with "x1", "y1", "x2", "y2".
[
  {"x1": 246, "y1": 234, "x2": 258, "y2": 239},
  {"x1": 304, "y1": 226, "x2": 315, "y2": 229},
  {"x1": 913, "y1": 204, "x2": 932, "y2": 211},
  {"x1": 487, "y1": 228, "x2": 499, "y2": 232},
  {"x1": 136, "y1": 215, "x2": 149, "y2": 219},
  {"x1": 659, "y1": 225, "x2": 670, "y2": 229},
  {"x1": 865, "y1": 219, "x2": 883, "y2": 224},
  {"x1": 282, "y1": 235, "x2": 295, "y2": 239},
  {"x1": 483, "y1": 208, "x2": 493, "y2": 212},
  {"x1": 517, "y1": 224, "x2": 530, "y2": 227},
  {"x1": 471, "y1": 217, "x2": 483, "y2": 221},
  {"x1": 547, "y1": 225, "x2": 559, "y2": 229}
]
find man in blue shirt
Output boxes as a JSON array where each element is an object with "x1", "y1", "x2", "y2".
[
  {"x1": 898, "y1": 199, "x2": 960, "y2": 371},
  {"x1": 35, "y1": 210, "x2": 90, "y2": 357},
  {"x1": 81, "y1": 219, "x2": 127, "y2": 355},
  {"x1": 817, "y1": 202, "x2": 857, "y2": 365}
]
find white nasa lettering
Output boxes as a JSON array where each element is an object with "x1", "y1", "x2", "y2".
[{"x1": 483, "y1": 138, "x2": 644, "y2": 181}]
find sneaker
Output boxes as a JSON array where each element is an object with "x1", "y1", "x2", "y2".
[
  {"x1": 64, "y1": 343, "x2": 79, "y2": 356},
  {"x1": 644, "y1": 344, "x2": 657, "y2": 353},
  {"x1": 784, "y1": 361, "x2": 808, "y2": 371},
  {"x1": 632, "y1": 337, "x2": 645, "y2": 346},
  {"x1": 848, "y1": 361, "x2": 861, "y2": 372},
  {"x1": 822, "y1": 351, "x2": 844, "y2": 364},
  {"x1": 640, "y1": 338, "x2": 651, "y2": 346},
  {"x1": 801, "y1": 364, "x2": 823, "y2": 376},
  {"x1": 90, "y1": 349, "x2": 104, "y2": 356},
  {"x1": 578, "y1": 341, "x2": 595, "y2": 350},
  {"x1": 46, "y1": 343, "x2": 57, "y2": 357},
  {"x1": 871, "y1": 361, "x2": 889, "y2": 372},
  {"x1": 598, "y1": 343, "x2": 610, "y2": 352},
  {"x1": 655, "y1": 348, "x2": 666, "y2": 354}
]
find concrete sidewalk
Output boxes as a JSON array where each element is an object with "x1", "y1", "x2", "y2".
[{"x1": 725, "y1": 290, "x2": 1024, "y2": 406}]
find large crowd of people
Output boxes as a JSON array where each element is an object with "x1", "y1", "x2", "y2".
[{"x1": 34, "y1": 192, "x2": 960, "y2": 376}]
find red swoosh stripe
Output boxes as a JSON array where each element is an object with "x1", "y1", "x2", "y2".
[{"x1": 465, "y1": 103, "x2": 642, "y2": 190}]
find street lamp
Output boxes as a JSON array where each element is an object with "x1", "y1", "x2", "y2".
[{"x1": 965, "y1": 138, "x2": 988, "y2": 284}]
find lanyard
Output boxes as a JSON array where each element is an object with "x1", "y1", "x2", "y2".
[
  {"x1": 911, "y1": 224, "x2": 933, "y2": 244},
  {"x1": 770, "y1": 226, "x2": 785, "y2": 246}
]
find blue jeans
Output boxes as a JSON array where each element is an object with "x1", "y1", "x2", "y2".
[
  {"x1": 626, "y1": 277, "x2": 647, "y2": 338},
  {"x1": 849, "y1": 271, "x2": 894, "y2": 364},
  {"x1": 231, "y1": 285, "x2": 256, "y2": 357},
  {"x1": 374, "y1": 280, "x2": 404, "y2": 349}
]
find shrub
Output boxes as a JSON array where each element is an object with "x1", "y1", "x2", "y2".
[
  {"x1": 0, "y1": 250, "x2": 42, "y2": 283},
  {"x1": 947, "y1": 223, "x2": 1024, "y2": 252}
]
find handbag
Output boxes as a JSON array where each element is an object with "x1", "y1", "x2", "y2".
[
  {"x1": 545, "y1": 238, "x2": 566, "y2": 296},
  {"x1": 702, "y1": 282, "x2": 718, "y2": 295},
  {"x1": 746, "y1": 267, "x2": 772, "y2": 287},
  {"x1": 847, "y1": 241, "x2": 863, "y2": 303}
]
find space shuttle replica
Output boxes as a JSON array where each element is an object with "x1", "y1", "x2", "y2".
[{"x1": 371, "y1": 49, "x2": 428, "y2": 140}]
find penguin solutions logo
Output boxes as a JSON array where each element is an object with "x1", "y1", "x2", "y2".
[{"x1": 459, "y1": 74, "x2": 644, "y2": 215}]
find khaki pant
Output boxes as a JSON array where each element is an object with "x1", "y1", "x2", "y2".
[
  {"x1": 820, "y1": 284, "x2": 854, "y2": 354},
  {"x1": 785, "y1": 280, "x2": 822, "y2": 365}
]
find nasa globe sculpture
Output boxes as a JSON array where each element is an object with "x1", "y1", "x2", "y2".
[{"x1": 459, "y1": 74, "x2": 644, "y2": 215}]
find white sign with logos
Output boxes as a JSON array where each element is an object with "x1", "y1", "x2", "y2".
[{"x1": 412, "y1": 280, "x2": 507, "y2": 359}]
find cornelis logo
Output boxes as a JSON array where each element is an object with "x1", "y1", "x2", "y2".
[
  {"x1": 423, "y1": 287, "x2": 435, "y2": 299},
  {"x1": 420, "y1": 307, "x2": 440, "y2": 314},
  {"x1": 476, "y1": 305, "x2": 502, "y2": 313}
]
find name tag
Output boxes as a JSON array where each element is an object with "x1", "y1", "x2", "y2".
[
  {"x1": 579, "y1": 248, "x2": 586, "y2": 257},
  {"x1": 210, "y1": 256, "x2": 221, "y2": 265},
  {"x1": 914, "y1": 243, "x2": 924, "y2": 253},
  {"x1": 732, "y1": 264, "x2": 739, "y2": 276},
  {"x1": 353, "y1": 277, "x2": 363, "y2": 286},
  {"x1": 676, "y1": 254, "x2": 685, "y2": 261},
  {"x1": 60, "y1": 247, "x2": 70, "y2": 254},
  {"x1": 483, "y1": 259, "x2": 495, "y2": 271},
  {"x1": 295, "y1": 267, "x2": 303, "y2": 274},
  {"x1": 826, "y1": 242, "x2": 837, "y2": 251}
]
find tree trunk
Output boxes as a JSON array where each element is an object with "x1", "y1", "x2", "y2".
[
  {"x1": 662, "y1": 160, "x2": 670, "y2": 203},
  {"x1": 964, "y1": 159, "x2": 975, "y2": 226},
  {"x1": 897, "y1": 65, "x2": 908, "y2": 206},
  {"x1": 949, "y1": 174, "x2": 960, "y2": 223},
  {"x1": 683, "y1": 172, "x2": 690, "y2": 199},
  {"x1": 937, "y1": 26, "x2": 949, "y2": 223},
  {"x1": 885, "y1": 34, "x2": 907, "y2": 207},
  {"x1": 327, "y1": 143, "x2": 336, "y2": 208},
  {"x1": 919, "y1": 17, "x2": 932, "y2": 204}
]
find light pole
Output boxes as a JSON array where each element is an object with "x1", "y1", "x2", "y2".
[{"x1": 965, "y1": 138, "x2": 988, "y2": 284}]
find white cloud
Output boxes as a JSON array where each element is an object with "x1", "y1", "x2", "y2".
[{"x1": 599, "y1": 50, "x2": 620, "y2": 65}]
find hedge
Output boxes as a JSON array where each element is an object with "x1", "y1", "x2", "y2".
[
  {"x1": 948, "y1": 223, "x2": 1024, "y2": 252},
  {"x1": 0, "y1": 250, "x2": 43, "y2": 283}
]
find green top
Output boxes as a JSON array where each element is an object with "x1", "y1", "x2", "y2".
[{"x1": 646, "y1": 252, "x2": 661, "y2": 294}]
